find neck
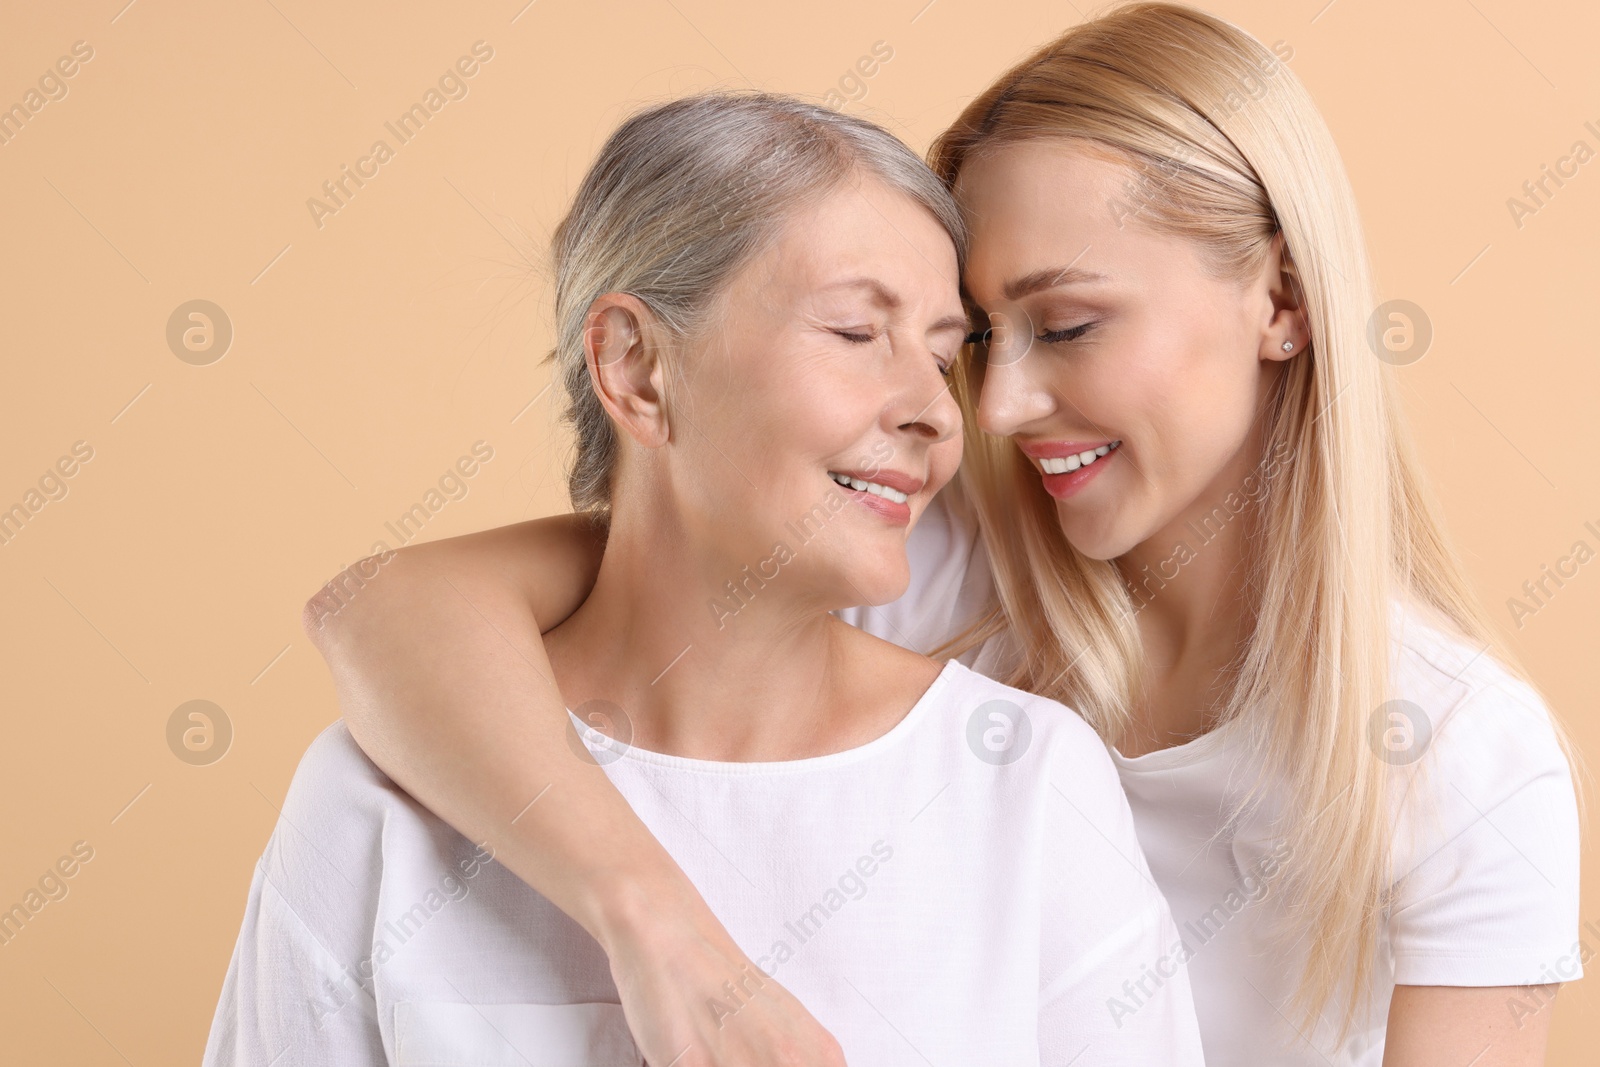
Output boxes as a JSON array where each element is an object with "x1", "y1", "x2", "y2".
[
  {"x1": 1119, "y1": 486, "x2": 1258, "y2": 667},
  {"x1": 1114, "y1": 429, "x2": 1275, "y2": 748},
  {"x1": 545, "y1": 505, "x2": 852, "y2": 762}
]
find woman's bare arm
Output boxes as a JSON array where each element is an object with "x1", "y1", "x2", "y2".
[
  {"x1": 302, "y1": 515, "x2": 624, "y2": 929},
  {"x1": 1382, "y1": 984, "x2": 1558, "y2": 1066},
  {"x1": 302, "y1": 515, "x2": 845, "y2": 1067}
]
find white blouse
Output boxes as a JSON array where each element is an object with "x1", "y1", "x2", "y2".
[{"x1": 203, "y1": 655, "x2": 1205, "y2": 1065}]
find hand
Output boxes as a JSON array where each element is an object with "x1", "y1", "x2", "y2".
[{"x1": 605, "y1": 904, "x2": 848, "y2": 1067}]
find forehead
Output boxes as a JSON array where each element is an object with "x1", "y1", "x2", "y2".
[
  {"x1": 749, "y1": 176, "x2": 961, "y2": 300},
  {"x1": 954, "y1": 139, "x2": 1149, "y2": 303}
]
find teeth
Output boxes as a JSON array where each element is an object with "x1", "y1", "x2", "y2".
[
  {"x1": 829, "y1": 472, "x2": 908, "y2": 504},
  {"x1": 1039, "y1": 440, "x2": 1120, "y2": 475}
]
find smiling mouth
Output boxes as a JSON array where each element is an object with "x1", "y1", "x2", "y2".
[
  {"x1": 827, "y1": 471, "x2": 910, "y2": 504},
  {"x1": 1038, "y1": 440, "x2": 1122, "y2": 474}
]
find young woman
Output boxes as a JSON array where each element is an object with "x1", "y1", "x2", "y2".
[
  {"x1": 303, "y1": 4, "x2": 1583, "y2": 1066},
  {"x1": 206, "y1": 92, "x2": 1203, "y2": 1066}
]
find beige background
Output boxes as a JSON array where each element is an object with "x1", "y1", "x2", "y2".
[{"x1": 1, "y1": 0, "x2": 1596, "y2": 1061}]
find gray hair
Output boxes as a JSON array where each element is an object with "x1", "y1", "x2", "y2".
[{"x1": 548, "y1": 90, "x2": 967, "y2": 519}]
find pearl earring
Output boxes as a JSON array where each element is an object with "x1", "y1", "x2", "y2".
[{"x1": 1281, "y1": 341, "x2": 1294, "y2": 352}]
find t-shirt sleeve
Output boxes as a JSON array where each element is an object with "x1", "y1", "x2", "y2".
[
  {"x1": 201, "y1": 723, "x2": 392, "y2": 1066},
  {"x1": 832, "y1": 481, "x2": 995, "y2": 662},
  {"x1": 1386, "y1": 663, "x2": 1584, "y2": 988},
  {"x1": 1034, "y1": 705, "x2": 1207, "y2": 1064}
]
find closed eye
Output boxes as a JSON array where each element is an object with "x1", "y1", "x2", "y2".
[
  {"x1": 1038, "y1": 322, "x2": 1096, "y2": 344},
  {"x1": 963, "y1": 322, "x2": 1096, "y2": 346},
  {"x1": 838, "y1": 328, "x2": 954, "y2": 378}
]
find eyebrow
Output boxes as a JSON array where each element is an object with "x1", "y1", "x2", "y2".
[
  {"x1": 1002, "y1": 265, "x2": 1110, "y2": 302},
  {"x1": 824, "y1": 277, "x2": 969, "y2": 337}
]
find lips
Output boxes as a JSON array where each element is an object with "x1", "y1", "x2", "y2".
[
  {"x1": 1017, "y1": 439, "x2": 1120, "y2": 461},
  {"x1": 825, "y1": 468, "x2": 923, "y2": 526},
  {"x1": 827, "y1": 468, "x2": 925, "y2": 497},
  {"x1": 1020, "y1": 438, "x2": 1122, "y2": 500}
]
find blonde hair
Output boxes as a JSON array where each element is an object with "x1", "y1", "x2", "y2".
[
  {"x1": 548, "y1": 91, "x2": 967, "y2": 518},
  {"x1": 928, "y1": 0, "x2": 1572, "y2": 1036}
]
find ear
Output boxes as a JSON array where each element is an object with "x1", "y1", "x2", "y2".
[
  {"x1": 584, "y1": 293, "x2": 670, "y2": 449},
  {"x1": 1260, "y1": 231, "x2": 1309, "y2": 364}
]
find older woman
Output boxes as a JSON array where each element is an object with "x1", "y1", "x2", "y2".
[{"x1": 202, "y1": 92, "x2": 1202, "y2": 1066}]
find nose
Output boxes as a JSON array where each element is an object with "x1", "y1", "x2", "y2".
[
  {"x1": 976, "y1": 325, "x2": 1054, "y2": 438},
  {"x1": 888, "y1": 346, "x2": 962, "y2": 446}
]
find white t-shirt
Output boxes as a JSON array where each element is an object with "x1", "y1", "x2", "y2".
[
  {"x1": 836, "y1": 489, "x2": 1585, "y2": 1067},
  {"x1": 203, "y1": 658, "x2": 1206, "y2": 1066}
]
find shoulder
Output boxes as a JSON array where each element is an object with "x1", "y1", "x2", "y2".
[
  {"x1": 1383, "y1": 603, "x2": 1582, "y2": 982},
  {"x1": 1388, "y1": 601, "x2": 1573, "y2": 802},
  {"x1": 933, "y1": 660, "x2": 1121, "y2": 789},
  {"x1": 283, "y1": 719, "x2": 397, "y2": 810},
  {"x1": 932, "y1": 664, "x2": 1159, "y2": 912},
  {"x1": 265, "y1": 721, "x2": 413, "y2": 885},
  {"x1": 236, "y1": 721, "x2": 436, "y2": 980}
]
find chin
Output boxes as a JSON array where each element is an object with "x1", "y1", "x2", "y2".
[{"x1": 1052, "y1": 504, "x2": 1144, "y2": 563}]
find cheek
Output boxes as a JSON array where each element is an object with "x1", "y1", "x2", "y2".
[
  {"x1": 694, "y1": 338, "x2": 810, "y2": 439},
  {"x1": 1049, "y1": 351, "x2": 1158, "y2": 442},
  {"x1": 1127, "y1": 339, "x2": 1260, "y2": 488},
  {"x1": 780, "y1": 364, "x2": 868, "y2": 429},
  {"x1": 741, "y1": 364, "x2": 880, "y2": 484}
]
